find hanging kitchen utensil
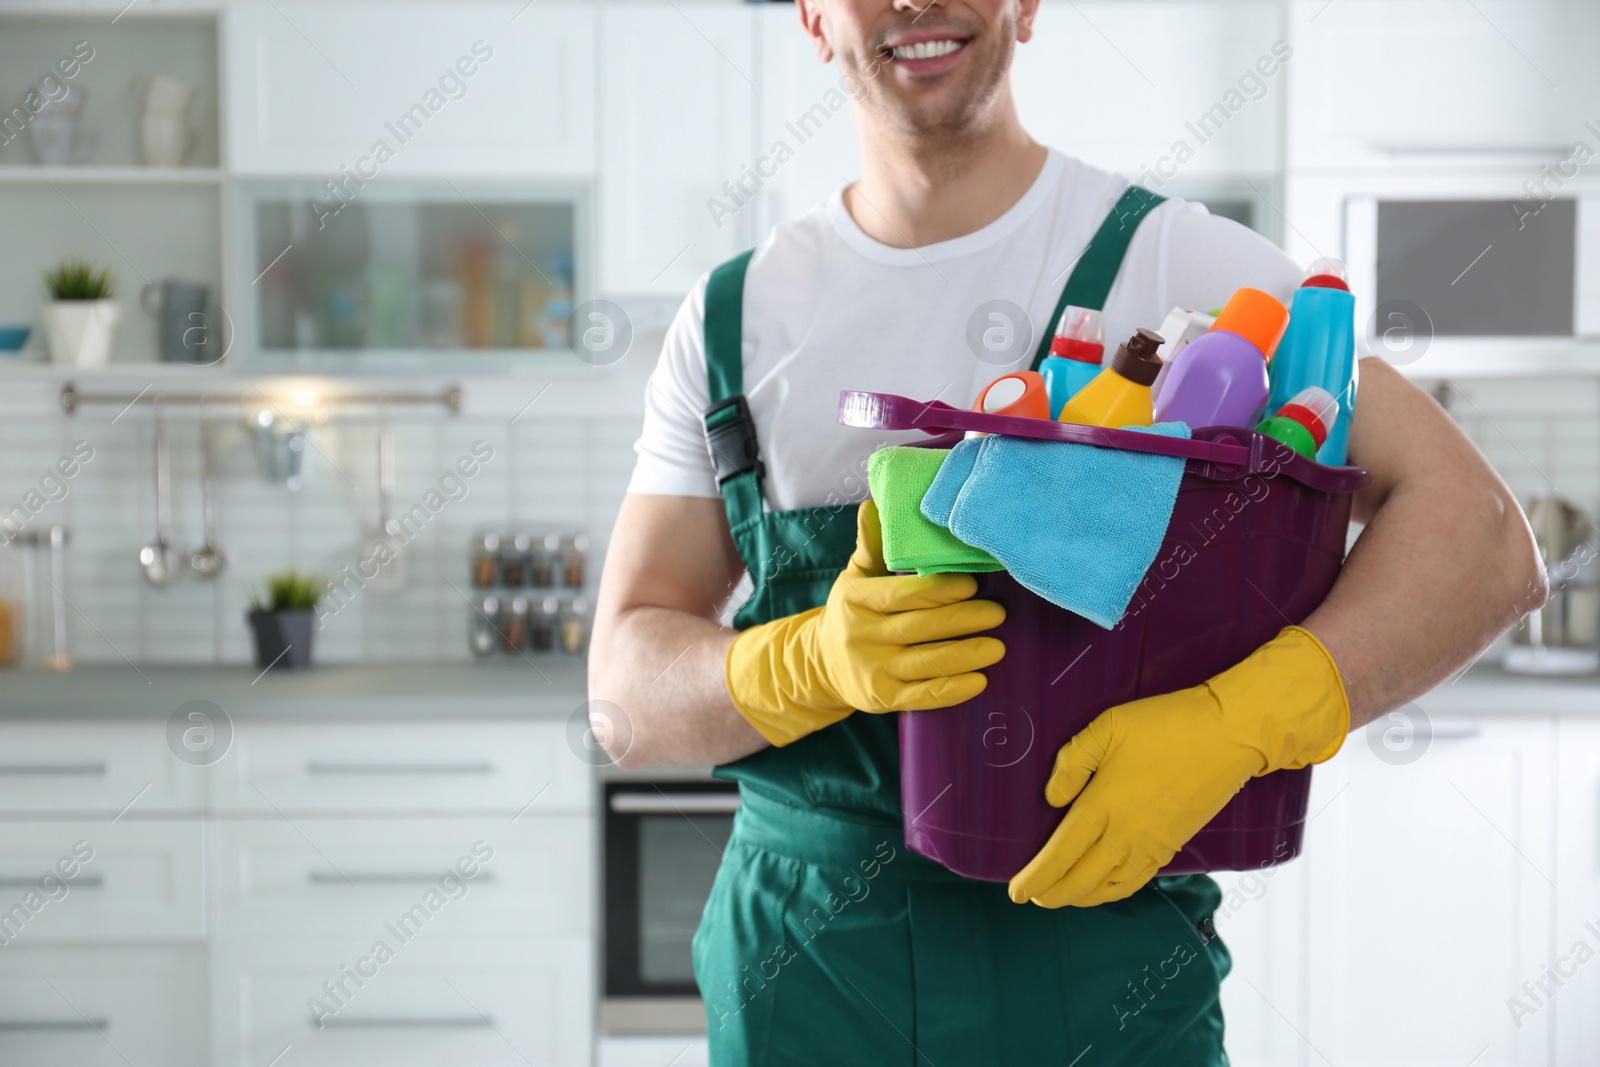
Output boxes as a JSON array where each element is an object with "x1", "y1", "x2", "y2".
[
  {"x1": 1507, "y1": 491, "x2": 1599, "y2": 675},
  {"x1": 138, "y1": 398, "x2": 178, "y2": 587},
  {"x1": 187, "y1": 407, "x2": 227, "y2": 579},
  {"x1": 42, "y1": 525, "x2": 72, "y2": 672},
  {"x1": 362, "y1": 404, "x2": 407, "y2": 592}
]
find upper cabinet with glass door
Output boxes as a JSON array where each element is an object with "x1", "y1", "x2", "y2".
[
  {"x1": 238, "y1": 181, "x2": 587, "y2": 370},
  {"x1": 225, "y1": 2, "x2": 597, "y2": 176}
]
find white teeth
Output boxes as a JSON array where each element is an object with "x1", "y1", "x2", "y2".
[{"x1": 892, "y1": 39, "x2": 962, "y2": 61}]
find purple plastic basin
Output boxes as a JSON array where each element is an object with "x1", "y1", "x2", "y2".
[{"x1": 837, "y1": 390, "x2": 1370, "y2": 883}]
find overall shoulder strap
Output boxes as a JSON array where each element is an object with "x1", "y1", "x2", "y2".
[
  {"x1": 702, "y1": 250, "x2": 765, "y2": 529},
  {"x1": 1029, "y1": 185, "x2": 1166, "y2": 371}
]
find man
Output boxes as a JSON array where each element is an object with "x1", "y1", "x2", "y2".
[{"x1": 589, "y1": 0, "x2": 1545, "y2": 1060}]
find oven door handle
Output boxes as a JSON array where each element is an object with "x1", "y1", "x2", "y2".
[{"x1": 608, "y1": 792, "x2": 741, "y2": 815}]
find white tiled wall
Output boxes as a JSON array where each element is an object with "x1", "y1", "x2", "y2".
[
  {"x1": 1, "y1": 372, "x2": 1595, "y2": 667},
  {"x1": 0, "y1": 404, "x2": 640, "y2": 665},
  {"x1": 1437, "y1": 377, "x2": 1600, "y2": 519}
]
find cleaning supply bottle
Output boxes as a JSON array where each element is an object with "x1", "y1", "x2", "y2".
[
  {"x1": 1149, "y1": 307, "x2": 1216, "y2": 406},
  {"x1": 973, "y1": 371, "x2": 1050, "y2": 420},
  {"x1": 1057, "y1": 327, "x2": 1164, "y2": 429},
  {"x1": 1256, "y1": 387, "x2": 1339, "y2": 459},
  {"x1": 1153, "y1": 287, "x2": 1288, "y2": 430},
  {"x1": 1039, "y1": 306, "x2": 1104, "y2": 419},
  {"x1": 1267, "y1": 259, "x2": 1357, "y2": 465}
]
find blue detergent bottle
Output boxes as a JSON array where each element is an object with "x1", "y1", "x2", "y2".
[
  {"x1": 1039, "y1": 305, "x2": 1104, "y2": 419},
  {"x1": 1268, "y1": 259, "x2": 1357, "y2": 465}
]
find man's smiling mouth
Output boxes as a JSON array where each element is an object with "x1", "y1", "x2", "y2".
[{"x1": 881, "y1": 37, "x2": 971, "y2": 63}]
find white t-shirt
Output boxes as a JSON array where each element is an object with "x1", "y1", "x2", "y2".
[{"x1": 627, "y1": 149, "x2": 1302, "y2": 512}]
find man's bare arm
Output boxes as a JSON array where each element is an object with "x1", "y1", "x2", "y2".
[
  {"x1": 1302, "y1": 359, "x2": 1546, "y2": 730},
  {"x1": 587, "y1": 493, "x2": 767, "y2": 768}
]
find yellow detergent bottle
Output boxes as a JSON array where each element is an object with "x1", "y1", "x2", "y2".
[{"x1": 1057, "y1": 327, "x2": 1165, "y2": 428}]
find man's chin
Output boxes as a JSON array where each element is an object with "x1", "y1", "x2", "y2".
[{"x1": 881, "y1": 93, "x2": 985, "y2": 138}]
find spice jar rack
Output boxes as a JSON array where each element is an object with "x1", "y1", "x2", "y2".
[{"x1": 468, "y1": 529, "x2": 590, "y2": 658}]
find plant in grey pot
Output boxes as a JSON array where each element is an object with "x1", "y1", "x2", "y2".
[
  {"x1": 42, "y1": 259, "x2": 120, "y2": 367},
  {"x1": 247, "y1": 570, "x2": 322, "y2": 671}
]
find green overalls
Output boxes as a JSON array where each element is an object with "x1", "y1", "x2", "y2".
[{"x1": 692, "y1": 188, "x2": 1231, "y2": 1066}]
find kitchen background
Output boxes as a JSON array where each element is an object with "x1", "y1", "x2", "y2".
[{"x1": 1, "y1": 1, "x2": 1599, "y2": 1066}]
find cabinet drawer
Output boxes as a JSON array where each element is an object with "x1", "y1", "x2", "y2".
[
  {"x1": 213, "y1": 817, "x2": 592, "y2": 939},
  {"x1": 212, "y1": 722, "x2": 590, "y2": 814},
  {"x1": 0, "y1": 945, "x2": 206, "y2": 1067},
  {"x1": 0, "y1": 723, "x2": 204, "y2": 814},
  {"x1": 215, "y1": 939, "x2": 592, "y2": 1067},
  {"x1": 0, "y1": 820, "x2": 204, "y2": 942}
]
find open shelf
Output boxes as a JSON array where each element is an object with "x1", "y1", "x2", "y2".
[{"x1": 0, "y1": 166, "x2": 223, "y2": 185}]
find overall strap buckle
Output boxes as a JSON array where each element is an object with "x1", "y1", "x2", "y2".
[{"x1": 704, "y1": 395, "x2": 765, "y2": 487}]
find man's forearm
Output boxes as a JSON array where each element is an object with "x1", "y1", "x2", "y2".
[
  {"x1": 1304, "y1": 480, "x2": 1541, "y2": 729},
  {"x1": 1300, "y1": 362, "x2": 1545, "y2": 731},
  {"x1": 587, "y1": 605, "x2": 767, "y2": 768}
]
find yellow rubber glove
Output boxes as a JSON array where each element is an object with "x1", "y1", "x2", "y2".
[
  {"x1": 726, "y1": 499, "x2": 1006, "y2": 747},
  {"x1": 1008, "y1": 625, "x2": 1349, "y2": 909}
]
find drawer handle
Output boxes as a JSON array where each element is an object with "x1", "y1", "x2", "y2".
[
  {"x1": 314, "y1": 1015, "x2": 493, "y2": 1029},
  {"x1": 610, "y1": 792, "x2": 741, "y2": 815},
  {"x1": 0, "y1": 875, "x2": 103, "y2": 889},
  {"x1": 0, "y1": 763, "x2": 107, "y2": 776},
  {"x1": 0, "y1": 1019, "x2": 110, "y2": 1032},
  {"x1": 306, "y1": 761, "x2": 494, "y2": 775},
  {"x1": 308, "y1": 871, "x2": 497, "y2": 886},
  {"x1": 1431, "y1": 725, "x2": 1483, "y2": 741}
]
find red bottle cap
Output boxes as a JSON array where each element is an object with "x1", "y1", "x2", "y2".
[
  {"x1": 1301, "y1": 257, "x2": 1351, "y2": 292},
  {"x1": 1049, "y1": 337, "x2": 1104, "y2": 363},
  {"x1": 1274, "y1": 387, "x2": 1339, "y2": 447},
  {"x1": 1049, "y1": 306, "x2": 1104, "y2": 364}
]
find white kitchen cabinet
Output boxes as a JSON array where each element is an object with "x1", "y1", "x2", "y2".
[
  {"x1": 1012, "y1": 0, "x2": 1285, "y2": 179},
  {"x1": 1303, "y1": 715, "x2": 1557, "y2": 1067},
  {"x1": 0, "y1": 722, "x2": 205, "y2": 815},
  {"x1": 209, "y1": 720, "x2": 591, "y2": 815},
  {"x1": 0, "y1": 821, "x2": 204, "y2": 943},
  {"x1": 598, "y1": 3, "x2": 756, "y2": 295},
  {"x1": 226, "y1": 2, "x2": 597, "y2": 176},
  {"x1": 211, "y1": 816, "x2": 592, "y2": 939},
  {"x1": 1287, "y1": 0, "x2": 1600, "y2": 171},
  {"x1": 751, "y1": 6, "x2": 862, "y2": 241},
  {"x1": 0, "y1": 945, "x2": 207, "y2": 1067},
  {"x1": 212, "y1": 938, "x2": 592, "y2": 1067},
  {"x1": 1553, "y1": 718, "x2": 1600, "y2": 1063}
]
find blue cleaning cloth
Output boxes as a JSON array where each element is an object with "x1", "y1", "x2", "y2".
[{"x1": 920, "y1": 424, "x2": 1192, "y2": 628}]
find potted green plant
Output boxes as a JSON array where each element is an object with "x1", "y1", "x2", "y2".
[
  {"x1": 42, "y1": 259, "x2": 119, "y2": 367},
  {"x1": 247, "y1": 569, "x2": 322, "y2": 670}
]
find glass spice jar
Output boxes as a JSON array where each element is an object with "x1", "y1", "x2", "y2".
[
  {"x1": 470, "y1": 595, "x2": 500, "y2": 657},
  {"x1": 531, "y1": 533, "x2": 560, "y2": 588},
  {"x1": 470, "y1": 532, "x2": 501, "y2": 588},
  {"x1": 500, "y1": 595, "x2": 529, "y2": 654},
  {"x1": 559, "y1": 597, "x2": 590, "y2": 655},
  {"x1": 500, "y1": 533, "x2": 531, "y2": 588},
  {"x1": 530, "y1": 595, "x2": 559, "y2": 652},
  {"x1": 561, "y1": 533, "x2": 590, "y2": 589}
]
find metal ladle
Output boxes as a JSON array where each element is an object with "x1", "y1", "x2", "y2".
[
  {"x1": 187, "y1": 409, "x2": 226, "y2": 579},
  {"x1": 138, "y1": 398, "x2": 177, "y2": 587}
]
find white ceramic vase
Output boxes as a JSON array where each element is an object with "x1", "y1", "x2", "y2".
[{"x1": 44, "y1": 300, "x2": 121, "y2": 367}]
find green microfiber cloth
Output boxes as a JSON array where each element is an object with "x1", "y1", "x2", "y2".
[{"x1": 866, "y1": 446, "x2": 1004, "y2": 576}]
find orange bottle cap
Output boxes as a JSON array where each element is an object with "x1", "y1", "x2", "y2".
[
  {"x1": 1211, "y1": 288, "x2": 1290, "y2": 361},
  {"x1": 973, "y1": 370, "x2": 1050, "y2": 421}
]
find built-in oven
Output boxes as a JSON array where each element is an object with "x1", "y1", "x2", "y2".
[{"x1": 601, "y1": 774, "x2": 739, "y2": 1036}]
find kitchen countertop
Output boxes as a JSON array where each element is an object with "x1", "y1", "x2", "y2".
[
  {"x1": 0, "y1": 660, "x2": 589, "y2": 720},
  {"x1": 1412, "y1": 660, "x2": 1600, "y2": 716},
  {"x1": 0, "y1": 658, "x2": 1594, "y2": 720}
]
